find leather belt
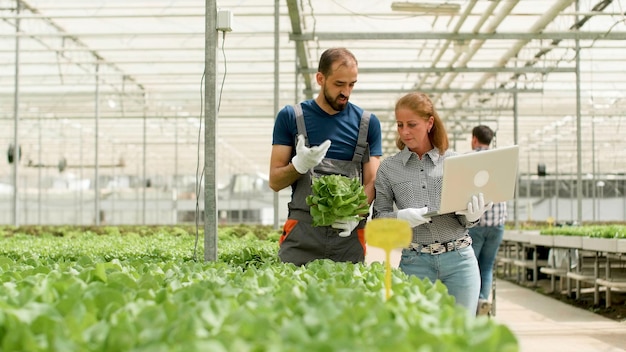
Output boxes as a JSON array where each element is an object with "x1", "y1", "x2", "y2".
[{"x1": 409, "y1": 235, "x2": 472, "y2": 255}]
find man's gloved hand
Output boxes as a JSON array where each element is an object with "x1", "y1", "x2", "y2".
[
  {"x1": 397, "y1": 207, "x2": 431, "y2": 228},
  {"x1": 455, "y1": 193, "x2": 493, "y2": 223},
  {"x1": 291, "y1": 135, "x2": 332, "y2": 174},
  {"x1": 331, "y1": 218, "x2": 360, "y2": 237}
]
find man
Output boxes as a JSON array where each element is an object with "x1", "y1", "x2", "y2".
[
  {"x1": 269, "y1": 48, "x2": 382, "y2": 266},
  {"x1": 468, "y1": 125, "x2": 507, "y2": 316}
]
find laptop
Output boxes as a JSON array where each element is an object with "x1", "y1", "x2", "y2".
[{"x1": 424, "y1": 145, "x2": 519, "y2": 217}]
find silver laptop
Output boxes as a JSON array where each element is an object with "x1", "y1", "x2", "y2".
[{"x1": 424, "y1": 145, "x2": 519, "y2": 217}]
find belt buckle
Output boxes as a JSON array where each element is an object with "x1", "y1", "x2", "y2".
[{"x1": 429, "y1": 243, "x2": 446, "y2": 255}]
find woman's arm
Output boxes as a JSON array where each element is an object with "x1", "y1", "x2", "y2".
[{"x1": 372, "y1": 166, "x2": 396, "y2": 219}]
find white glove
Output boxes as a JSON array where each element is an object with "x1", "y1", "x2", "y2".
[
  {"x1": 291, "y1": 135, "x2": 332, "y2": 174},
  {"x1": 397, "y1": 207, "x2": 431, "y2": 228},
  {"x1": 331, "y1": 219, "x2": 359, "y2": 237},
  {"x1": 455, "y1": 193, "x2": 493, "y2": 223}
]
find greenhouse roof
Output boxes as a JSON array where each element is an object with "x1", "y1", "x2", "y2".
[{"x1": 2, "y1": 0, "x2": 626, "y2": 187}]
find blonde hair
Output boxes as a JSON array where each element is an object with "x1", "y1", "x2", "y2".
[{"x1": 394, "y1": 92, "x2": 449, "y2": 153}]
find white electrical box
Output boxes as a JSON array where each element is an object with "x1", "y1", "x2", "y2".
[{"x1": 217, "y1": 10, "x2": 233, "y2": 32}]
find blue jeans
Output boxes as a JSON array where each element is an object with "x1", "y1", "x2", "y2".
[
  {"x1": 399, "y1": 245, "x2": 480, "y2": 315},
  {"x1": 468, "y1": 224, "x2": 504, "y2": 300}
]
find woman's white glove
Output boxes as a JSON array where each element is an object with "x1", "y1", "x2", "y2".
[
  {"x1": 291, "y1": 135, "x2": 332, "y2": 174},
  {"x1": 455, "y1": 193, "x2": 493, "y2": 223},
  {"x1": 331, "y1": 219, "x2": 360, "y2": 237},
  {"x1": 397, "y1": 207, "x2": 431, "y2": 228}
]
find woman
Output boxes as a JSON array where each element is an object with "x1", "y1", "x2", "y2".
[{"x1": 372, "y1": 92, "x2": 491, "y2": 315}]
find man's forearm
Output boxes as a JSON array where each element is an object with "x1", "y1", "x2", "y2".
[
  {"x1": 362, "y1": 156, "x2": 381, "y2": 205},
  {"x1": 364, "y1": 182, "x2": 375, "y2": 205},
  {"x1": 269, "y1": 163, "x2": 302, "y2": 192}
]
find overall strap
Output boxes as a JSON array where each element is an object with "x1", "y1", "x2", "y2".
[
  {"x1": 295, "y1": 103, "x2": 369, "y2": 161},
  {"x1": 352, "y1": 110, "x2": 371, "y2": 163},
  {"x1": 293, "y1": 103, "x2": 309, "y2": 147}
]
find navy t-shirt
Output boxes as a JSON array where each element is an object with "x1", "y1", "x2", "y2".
[{"x1": 272, "y1": 100, "x2": 382, "y2": 160}]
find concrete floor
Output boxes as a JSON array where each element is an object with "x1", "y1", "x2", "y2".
[
  {"x1": 493, "y1": 279, "x2": 626, "y2": 352},
  {"x1": 365, "y1": 246, "x2": 626, "y2": 352}
]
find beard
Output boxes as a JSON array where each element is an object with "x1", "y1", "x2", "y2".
[{"x1": 323, "y1": 86, "x2": 348, "y2": 112}]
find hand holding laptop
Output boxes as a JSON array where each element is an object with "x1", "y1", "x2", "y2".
[
  {"x1": 423, "y1": 145, "x2": 518, "y2": 217},
  {"x1": 397, "y1": 207, "x2": 432, "y2": 228},
  {"x1": 455, "y1": 193, "x2": 493, "y2": 223}
]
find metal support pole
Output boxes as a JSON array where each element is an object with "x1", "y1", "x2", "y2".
[
  {"x1": 526, "y1": 143, "x2": 531, "y2": 221},
  {"x1": 142, "y1": 93, "x2": 147, "y2": 224},
  {"x1": 174, "y1": 116, "x2": 179, "y2": 223},
  {"x1": 575, "y1": 0, "x2": 583, "y2": 224},
  {"x1": 12, "y1": 0, "x2": 21, "y2": 226},
  {"x1": 79, "y1": 126, "x2": 84, "y2": 224},
  {"x1": 38, "y1": 114, "x2": 42, "y2": 224},
  {"x1": 135, "y1": 152, "x2": 140, "y2": 223},
  {"x1": 273, "y1": 0, "x2": 280, "y2": 230},
  {"x1": 95, "y1": 63, "x2": 101, "y2": 225},
  {"x1": 111, "y1": 143, "x2": 116, "y2": 223},
  {"x1": 513, "y1": 91, "x2": 519, "y2": 228},
  {"x1": 204, "y1": 0, "x2": 218, "y2": 261},
  {"x1": 591, "y1": 118, "x2": 596, "y2": 221},
  {"x1": 571, "y1": 165, "x2": 575, "y2": 221},
  {"x1": 555, "y1": 136, "x2": 559, "y2": 222}
]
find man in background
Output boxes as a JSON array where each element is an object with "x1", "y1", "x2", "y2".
[{"x1": 468, "y1": 125, "x2": 507, "y2": 316}]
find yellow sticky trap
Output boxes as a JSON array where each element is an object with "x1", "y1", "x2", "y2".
[{"x1": 365, "y1": 218, "x2": 412, "y2": 300}]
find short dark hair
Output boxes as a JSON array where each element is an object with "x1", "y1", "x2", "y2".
[
  {"x1": 317, "y1": 48, "x2": 357, "y2": 77},
  {"x1": 472, "y1": 125, "x2": 494, "y2": 145}
]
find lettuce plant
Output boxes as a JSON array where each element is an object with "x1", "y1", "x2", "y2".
[{"x1": 306, "y1": 174, "x2": 370, "y2": 227}]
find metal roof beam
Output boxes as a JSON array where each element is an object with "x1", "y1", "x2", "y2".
[
  {"x1": 289, "y1": 31, "x2": 626, "y2": 41},
  {"x1": 286, "y1": 0, "x2": 312, "y2": 98},
  {"x1": 7, "y1": 31, "x2": 626, "y2": 40},
  {"x1": 299, "y1": 67, "x2": 574, "y2": 74},
  {"x1": 303, "y1": 88, "x2": 543, "y2": 95},
  {"x1": 3, "y1": 1, "x2": 145, "y2": 95},
  {"x1": 438, "y1": 107, "x2": 510, "y2": 112}
]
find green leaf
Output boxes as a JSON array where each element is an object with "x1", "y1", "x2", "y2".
[
  {"x1": 306, "y1": 175, "x2": 369, "y2": 227},
  {"x1": 107, "y1": 272, "x2": 138, "y2": 291},
  {"x1": 2, "y1": 315, "x2": 40, "y2": 351},
  {"x1": 104, "y1": 313, "x2": 137, "y2": 352}
]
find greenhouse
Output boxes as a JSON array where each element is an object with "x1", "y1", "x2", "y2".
[
  {"x1": 2, "y1": 0, "x2": 626, "y2": 226},
  {"x1": 2, "y1": 1, "x2": 626, "y2": 351}
]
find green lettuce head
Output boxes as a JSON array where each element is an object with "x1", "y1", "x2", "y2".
[{"x1": 306, "y1": 174, "x2": 370, "y2": 227}]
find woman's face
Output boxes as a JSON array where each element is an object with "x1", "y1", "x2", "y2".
[{"x1": 396, "y1": 107, "x2": 433, "y2": 151}]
